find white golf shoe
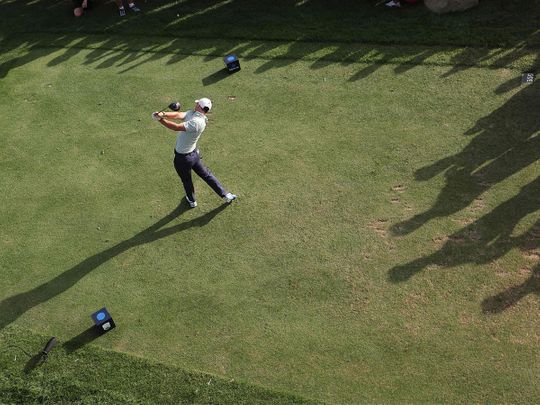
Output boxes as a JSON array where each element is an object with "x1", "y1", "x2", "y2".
[
  {"x1": 186, "y1": 196, "x2": 197, "y2": 208},
  {"x1": 224, "y1": 193, "x2": 237, "y2": 203}
]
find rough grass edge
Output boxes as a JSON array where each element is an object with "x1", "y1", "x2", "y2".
[{"x1": 0, "y1": 325, "x2": 321, "y2": 405}]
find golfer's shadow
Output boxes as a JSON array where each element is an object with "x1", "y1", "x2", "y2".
[{"x1": 0, "y1": 201, "x2": 229, "y2": 330}]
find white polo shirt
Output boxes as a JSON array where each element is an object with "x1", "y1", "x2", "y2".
[{"x1": 175, "y1": 110, "x2": 208, "y2": 154}]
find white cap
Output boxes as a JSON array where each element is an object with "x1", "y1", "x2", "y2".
[{"x1": 196, "y1": 98, "x2": 212, "y2": 111}]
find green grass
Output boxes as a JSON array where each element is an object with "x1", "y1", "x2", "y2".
[
  {"x1": 1, "y1": 0, "x2": 539, "y2": 404},
  {"x1": 0, "y1": 326, "x2": 317, "y2": 404}
]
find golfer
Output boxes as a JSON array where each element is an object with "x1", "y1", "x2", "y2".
[{"x1": 152, "y1": 98, "x2": 236, "y2": 208}]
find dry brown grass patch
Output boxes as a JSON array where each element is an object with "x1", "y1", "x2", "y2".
[{"x1": 368, "y1": 219, "x2": 388, "y2": 238}]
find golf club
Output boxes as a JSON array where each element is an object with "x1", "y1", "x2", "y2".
[
  {"x1": 153, "y1": 101, "x2": 181, "y2": 121},
  {"x1": 159, "y1": 101, "x2": 181, "y2": 114}
]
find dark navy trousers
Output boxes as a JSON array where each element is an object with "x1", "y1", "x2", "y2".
[{"x1": 173, "y1": 149, "x2": 226, "y2": 202}]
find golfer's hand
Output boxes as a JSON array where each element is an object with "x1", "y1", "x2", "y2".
[{"x1": 152, "y1": 112, "x2": 162, "y2": 121}]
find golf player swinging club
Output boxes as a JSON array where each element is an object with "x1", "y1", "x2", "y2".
[{"x1": 152, "y1": 98, "x2": 236, "y2": 208}]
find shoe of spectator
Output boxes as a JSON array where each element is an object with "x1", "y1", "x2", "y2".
[
  {"x1": 385, "y1": 0, "x2": 401, "y2": 7},
  {"x1": 119, "y1": 7, "x2": 126, "y2": 16}
]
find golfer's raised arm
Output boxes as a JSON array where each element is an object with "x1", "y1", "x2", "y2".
[
  {"x1": 158, "y1": 117, "x2": 186, "y2": 132},
  {"x1": 161, "y1": 111, "x2": 186, "y2": 120}
]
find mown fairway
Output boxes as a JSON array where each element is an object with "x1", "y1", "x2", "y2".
[{"x1": 1, "y1": 1, "x2": 539, "y2": 403}]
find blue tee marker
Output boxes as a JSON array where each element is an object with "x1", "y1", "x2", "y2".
[
  {"x1": 91, "y1": 307, "x2": 116, "y2": 333},
  {"x1": 223, "y1": 54, "x2": 241, "y2": 73}
]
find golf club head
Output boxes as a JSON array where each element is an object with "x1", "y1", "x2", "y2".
[{"x1": 168, "y1": 102, "x2": 181, "y2": 111}]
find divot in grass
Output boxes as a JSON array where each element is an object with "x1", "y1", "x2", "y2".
[
  {"x1": 520, "y1": 249, "x2": 540, "y2": 261},
  {"x1": 391, "y1": 184, "x2": 406, "y2": 192},
  {"x1": 432, "y1": 235, "x2": 448, "y2": 245},
  {"x1": 368, "y1": 219, "x2": 389, "y2": 238}
]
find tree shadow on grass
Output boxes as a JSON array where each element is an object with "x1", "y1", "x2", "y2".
[
  {"x1": 0, "y1": 201, "x2": 229, "y2": 331},
  {"x1": 1, "y1": 0, "x2": 539, "y2": 82}
]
